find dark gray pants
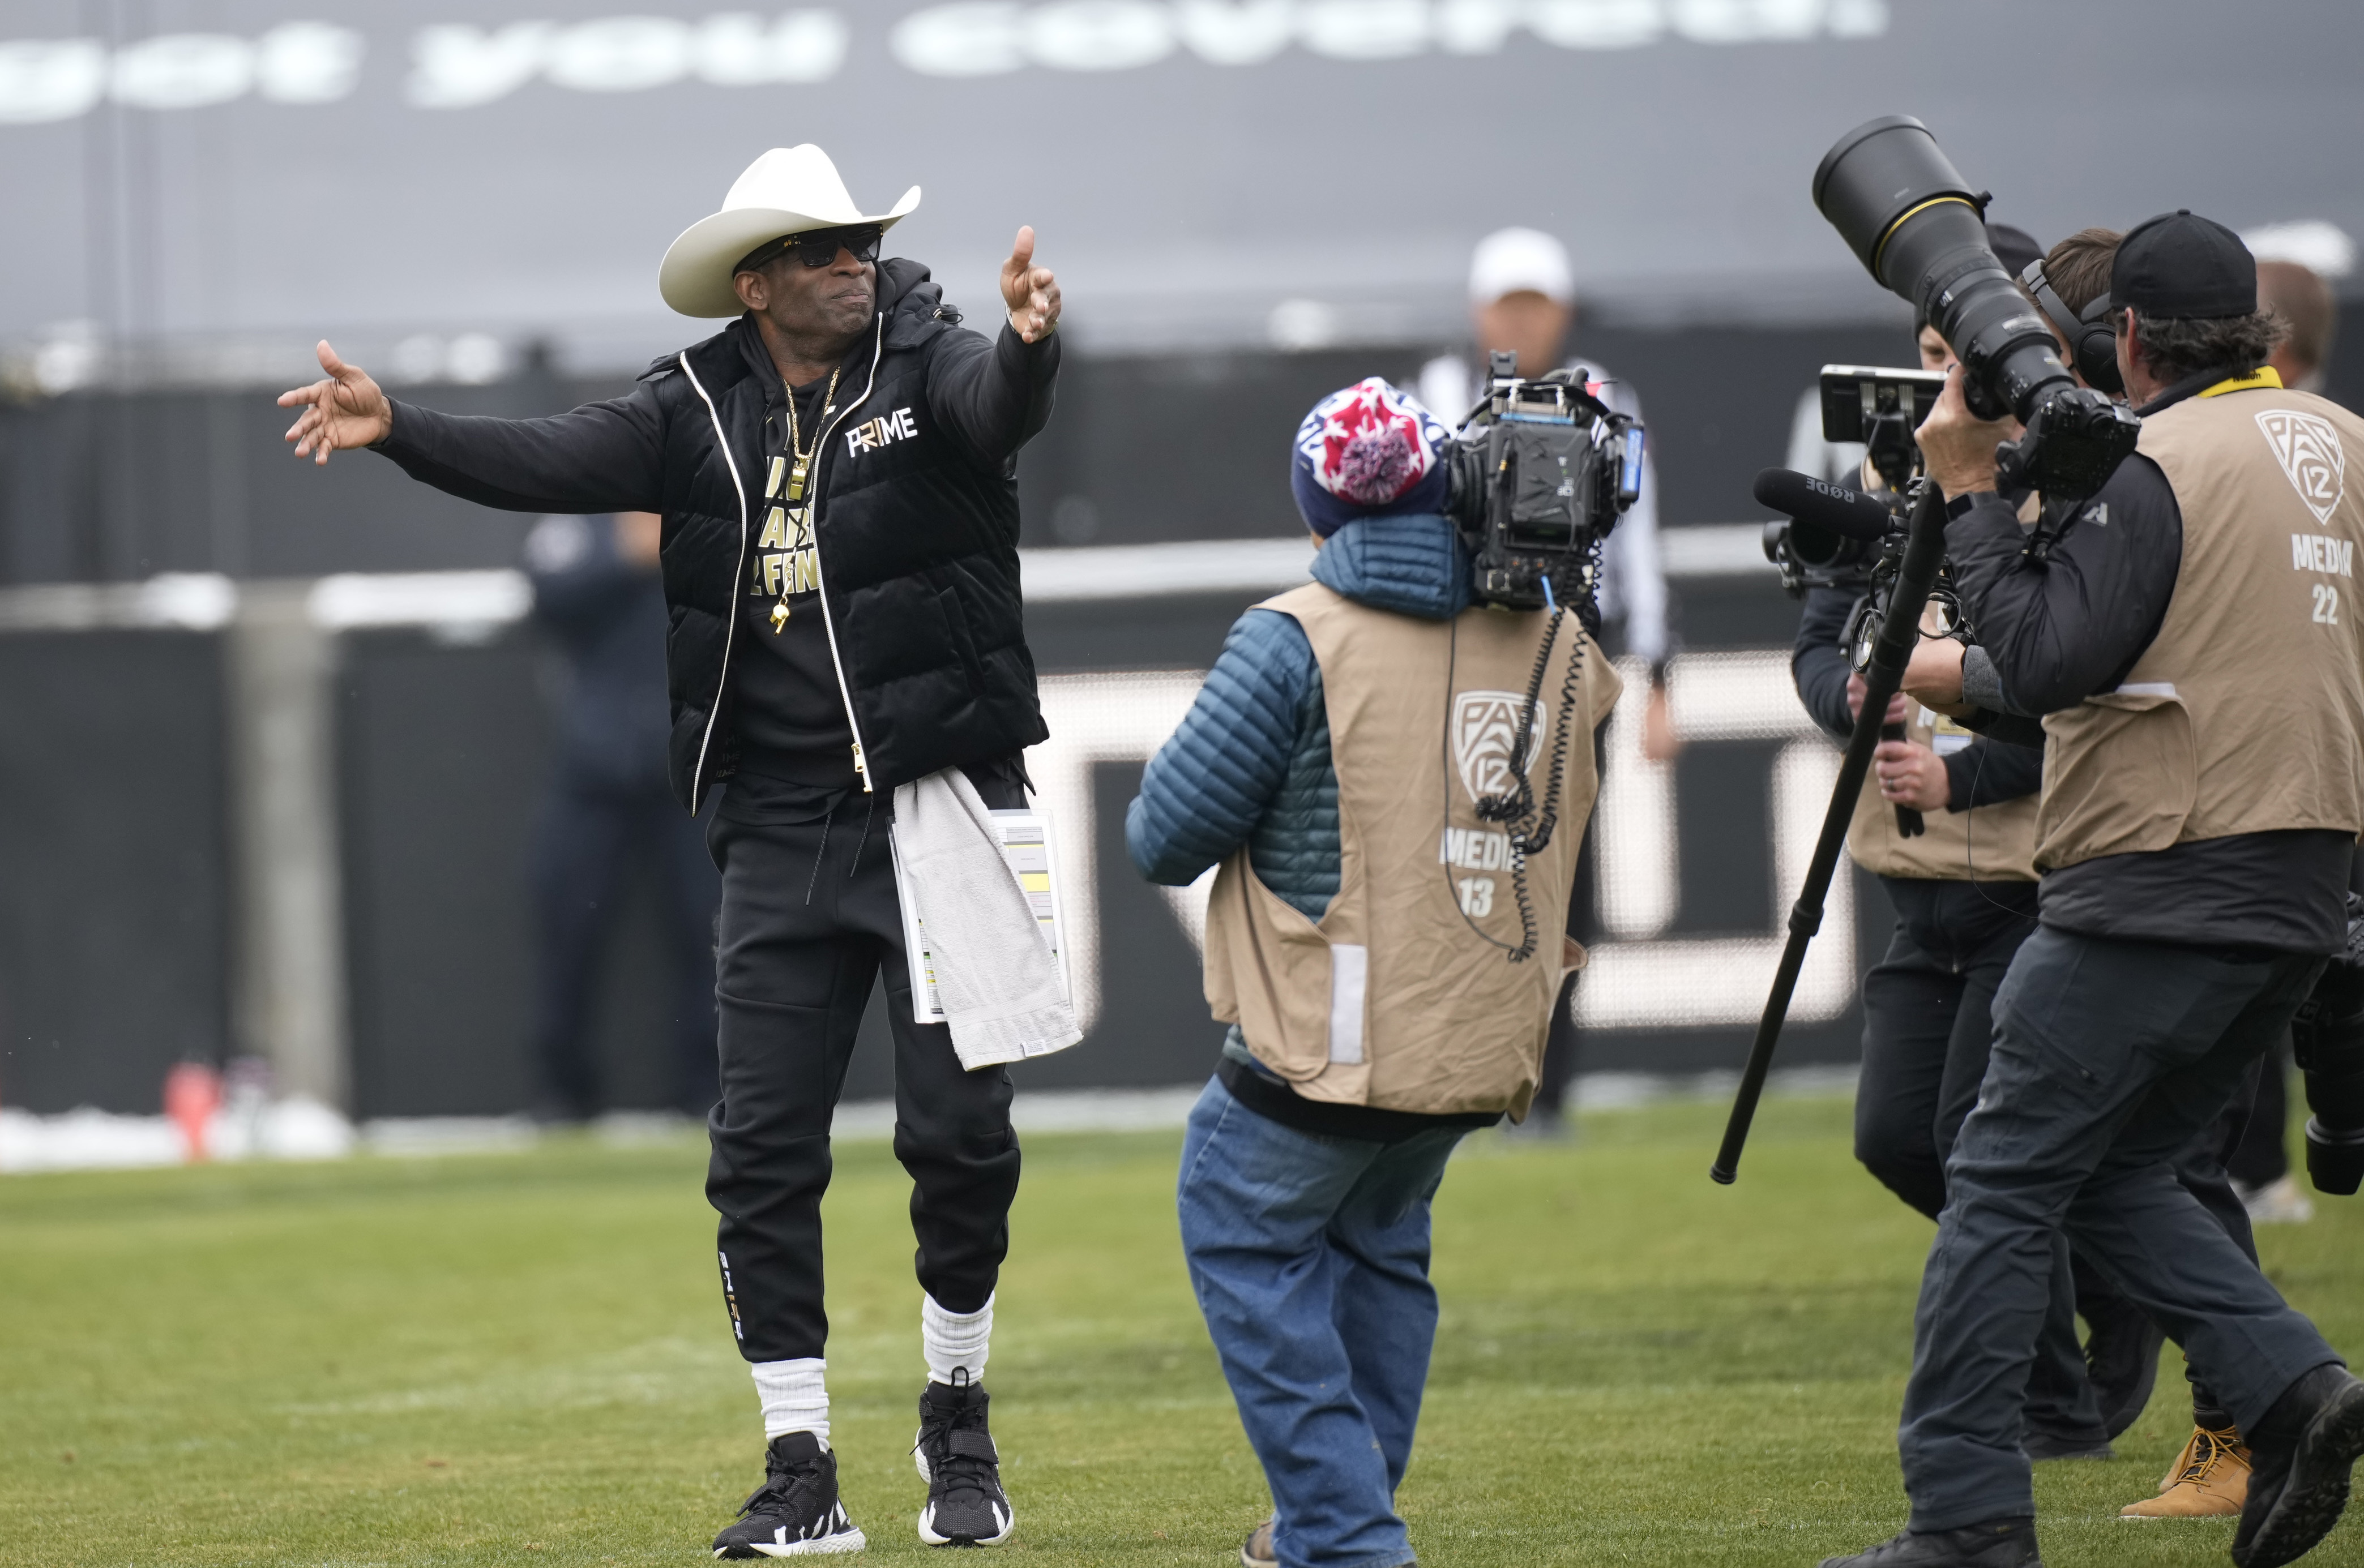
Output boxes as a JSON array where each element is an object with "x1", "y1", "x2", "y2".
[
  {"x1": 1854, "y1": 899, "x2": 2105, "y2": 1447},
  {"x1": 1899, "y1": 926, "x2": 2343, "y2": 1531}
]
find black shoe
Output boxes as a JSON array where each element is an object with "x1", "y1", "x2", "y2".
[
  {"x1": 1817, "y1": 1516, "x2": 2041, "y2": 1568},
  {"x1": 2022, "y1": 1427, "x2": 2113, "y2": 1462},
  {"x1": 2083, "y1": 1297, "x2": 2166, "y2": 1440},
  {"x1": 914, "y1": 1373, "x2": 1013, "y2": 1546},
  {"x1": 712, "y1": 1432, "x2": 866, "y2": 1559},
  {"x1": 2235, "y1": 1364, "x2": 2364, "y2": 1568}
]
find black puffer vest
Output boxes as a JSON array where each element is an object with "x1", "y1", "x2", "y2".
[{"x1": 649, "y1": 262, "x2": 1049, "y2": 808}]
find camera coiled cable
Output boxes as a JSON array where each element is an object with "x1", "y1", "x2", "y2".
[{"x1": 1460, "y1": 568, "x2": 1592, "y2": 964}]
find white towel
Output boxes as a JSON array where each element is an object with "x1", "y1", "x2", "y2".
[{"x1": 892, "y1": 769, "x2": 1081, "y2": 1069}]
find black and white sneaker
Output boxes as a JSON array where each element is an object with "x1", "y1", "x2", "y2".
[
  {"x1": 713, "y1": 1432, "x2": 867, "y2": 1558},
  {"x1": 913, "y1": 1373, "x2": 1014, "y2": 1546}
]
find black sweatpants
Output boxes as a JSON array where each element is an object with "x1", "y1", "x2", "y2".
[{"x1": 705, "y1": 784, "x2": 1023, "y2": 1364}]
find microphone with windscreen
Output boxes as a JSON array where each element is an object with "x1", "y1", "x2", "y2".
[
  {"x1": 1755, "y1": 466, "x2": 1897, "y2": 577},
  {"x1": 1753, "y1": 468, "x2": 1894, "y2": 542}
]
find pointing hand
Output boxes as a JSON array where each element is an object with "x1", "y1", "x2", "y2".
[{"x1": 1000, "y1": 226, "x2": 1061, "y2": 344}]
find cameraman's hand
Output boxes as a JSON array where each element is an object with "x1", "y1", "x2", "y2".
[
  {"x1": 1875, "y1": 739, "x2": 1951, "y2": 811},
  {"x1": 1845, "y1": 671, "x2": 1910, "y2": 727},
  {"x1": 1914, "y1": 362, "x2": 2013, "y2": 500}
]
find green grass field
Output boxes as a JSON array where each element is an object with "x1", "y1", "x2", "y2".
[{"x1": 3, "y1": 1094, "x2": 2358, "y2": 1568}]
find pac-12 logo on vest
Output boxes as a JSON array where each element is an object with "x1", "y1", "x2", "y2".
[
  {"x1": 847, "y1": 406, "x2": 918, "y2": 457},
  {"x1": 1453, "y1": 689, "x2": 1547, "y2": 803},
  {"x1": 2258, "y1": 409, "x2": 2346, "y2": 524}
]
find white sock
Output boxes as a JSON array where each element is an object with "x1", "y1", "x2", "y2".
[
  {"x1": 922, "y1": 1292, "x2": 993, "y2": 1386},
  {"x1": 751, "y1": 1357, "x2": 830, "y2": 1447}
]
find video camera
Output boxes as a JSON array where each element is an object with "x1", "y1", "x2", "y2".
[
  {"x1": 1814, "y1": 117, "x2": 2141, "y2": 506},
  {"x1": 1443, "y1": 352, "x2": 1647, "y2": 617},
  {"x1": 1423, "y1": 354, "x2": 1644, "y2": 966}
]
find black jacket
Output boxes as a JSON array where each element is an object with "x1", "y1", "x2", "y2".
[
  {"x1": 1944, "y1": 376, "x2": 2352, "y2": 952},
  {"x1": 375, "y1": 259, "x2": 1057, "y2": 808}
]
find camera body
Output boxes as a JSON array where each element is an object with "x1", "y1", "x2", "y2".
[
  {"x1": 1764, "y1": 512, "x2": 1882, "y2": 598},
  {"x1": 1443, "y1": 353, "x2": 1645, "y2": 615}
]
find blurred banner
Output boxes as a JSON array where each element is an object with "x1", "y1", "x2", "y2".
[
  {"x1": 3, "y1": 0, "x2": 2360, "y2": 382},
  {"x1": 0, "y1": 556, "x2": 1884, "y2": 1119}
]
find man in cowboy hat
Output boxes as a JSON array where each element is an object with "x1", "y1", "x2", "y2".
[{"x1": 279, "y1": 144, "x2": 1062, "y2": 1557}]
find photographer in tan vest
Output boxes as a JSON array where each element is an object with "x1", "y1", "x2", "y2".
[
  {"x1": 1909, "y1": 227, "x2": 2287, "y2": 1522},
  {"x1": 1128, "y1": 379, "x2": 1617, "y2": 1568},
  {"x1": 1788, "y1": 273, "x2": 2122, "y2": 1465},
  {"x1": 1820, "y1": 213, "x2": 2364, "y2": 1568}
]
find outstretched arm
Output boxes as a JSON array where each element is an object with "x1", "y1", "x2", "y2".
[
  {"x1": 277, "y1": 340, "x2": 391, "y2": 462},
  {"x1": 929, "y1": 228, "x2": 1062, "y2": 472},
  {"x1": 279, "y1": 340, "x2": 668, "y2": 514}
]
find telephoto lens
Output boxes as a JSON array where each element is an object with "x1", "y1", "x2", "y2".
[{"x1": 1812, "y1": 117, "x2": 2139, "y2": 502}]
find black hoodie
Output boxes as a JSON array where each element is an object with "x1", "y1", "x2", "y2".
[{"x1": 373, "y1": 259, "x2": 1058, "y2": 808}]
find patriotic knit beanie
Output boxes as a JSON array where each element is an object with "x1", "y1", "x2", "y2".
[{"x1": 1290, "y1": 377, "x2": 1452, "y2": 538}]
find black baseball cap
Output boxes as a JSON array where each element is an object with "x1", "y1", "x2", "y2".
[
  {"x1": 1986, "y1": 223, "x2": 2046, "y2": 282},
  {"x1": 2111, "y1": 210, "x2": 2256, "y2": 319}
]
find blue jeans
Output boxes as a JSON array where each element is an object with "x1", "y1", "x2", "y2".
[
  {"x1": 1899, "y1": 927, "x2": 2341, "y2": 1530},
  {"x1": 1177, "y1": 1077, "x2": 1466, "y2": 1568}
]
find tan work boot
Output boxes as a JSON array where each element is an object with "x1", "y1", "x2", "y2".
[
  {"x1": 1240, "y1": 1515, "x2": 1276, "y2": 1568},
  {"x1": 2121, "y1": 1424, "x2": 2251, "y2": 1518}
]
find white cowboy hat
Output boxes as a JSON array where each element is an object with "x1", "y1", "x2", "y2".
[{"x1": 659, "y1": 145, "x2": 921, "y2": 319}]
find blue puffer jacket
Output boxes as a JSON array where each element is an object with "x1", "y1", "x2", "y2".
[{"x1": 1125, "y1": 515, "x2": 1470, "y2": 917}]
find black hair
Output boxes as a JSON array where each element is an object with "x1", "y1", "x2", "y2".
[{"x1": 2118, "y1": 309, "x2": 2288, "y2": 384}]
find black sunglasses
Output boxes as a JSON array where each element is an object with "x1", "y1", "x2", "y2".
[{"x1": 736, "y1": 224, "x2": 884, "y2": 274}]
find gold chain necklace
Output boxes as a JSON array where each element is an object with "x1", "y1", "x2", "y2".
[{"x1": 770, "y1": 366, "x2": 841, "y2": 633}]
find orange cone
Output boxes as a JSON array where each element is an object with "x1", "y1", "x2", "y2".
[{"x1": 164, "y1": 1062, "x2": 223, "y2": 1163}]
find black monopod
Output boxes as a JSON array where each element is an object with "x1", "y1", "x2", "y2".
[{"x1": 1709, "y1": 479, "x2": 1947, "y2": 1185}]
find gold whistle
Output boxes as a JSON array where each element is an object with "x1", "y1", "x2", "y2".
[{"x1": 769, "y1": 600, "x2": 790, "y2": 632}]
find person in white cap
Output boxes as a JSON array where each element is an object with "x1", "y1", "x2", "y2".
[
  {"x1": 279, "y1": 144, "x2": 1062, "y2": 1557},
  {"x1": 1417, "y1": 226, "x2": 1677, "y2": 1133}
]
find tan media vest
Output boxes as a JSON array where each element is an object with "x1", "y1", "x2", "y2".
[
  {"x1": 2038, "y1": 376, "x2": 2364, "y2": 869},
  {"x1": 1846, "y1": 596, "x2": 2041, "y2": 881},
  {"x1": 1200, "y1": 582, "x2": 1621, "y2": 1118},
  {"x1": 1846, "y1": 700, "x2": 2041, "y2": 881}
]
